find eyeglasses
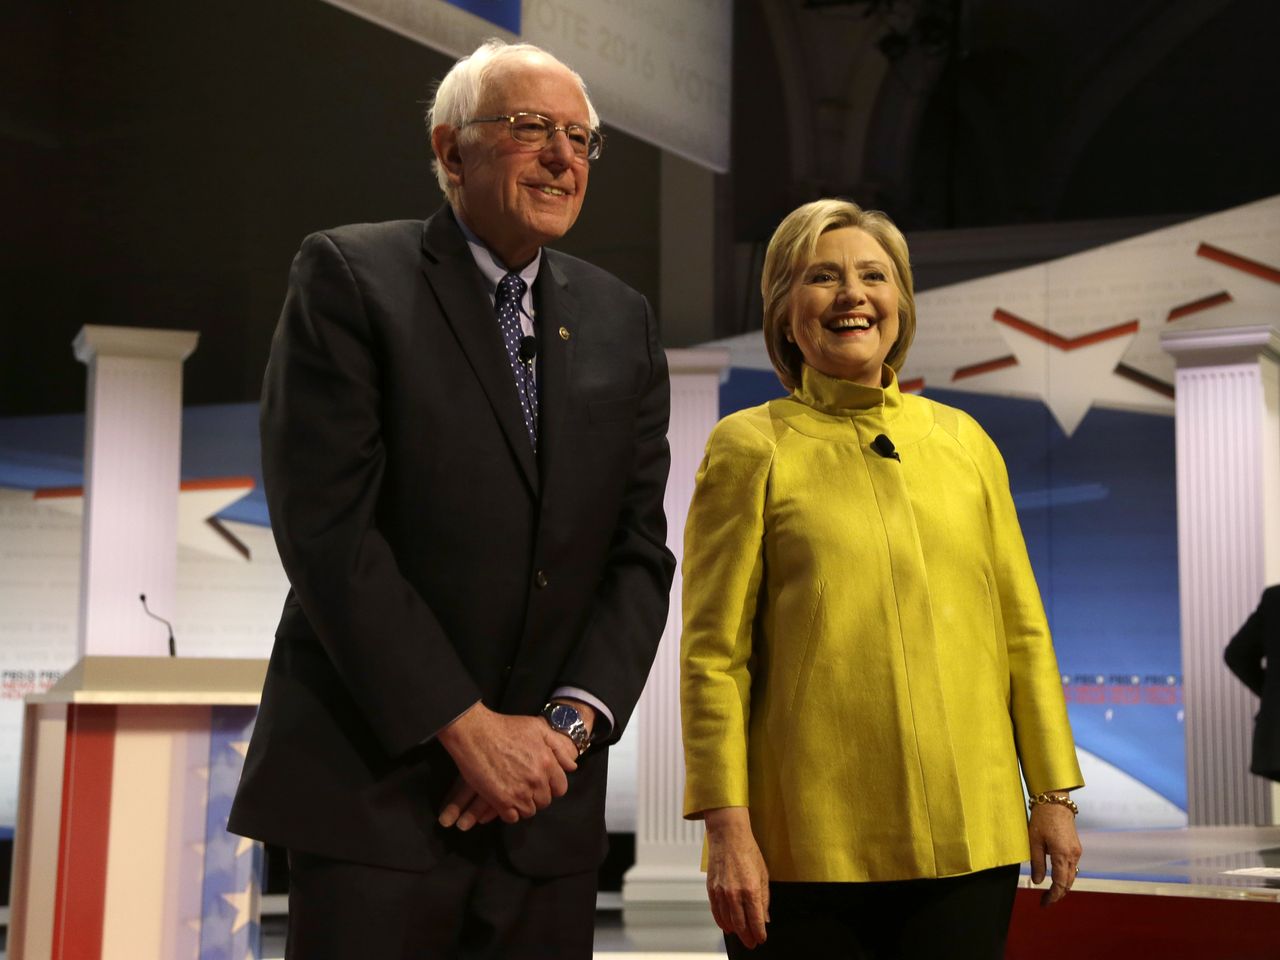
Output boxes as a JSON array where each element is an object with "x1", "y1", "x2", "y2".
[{"x1": 461, "y1": 112, "x2": 604, "y2": 161}]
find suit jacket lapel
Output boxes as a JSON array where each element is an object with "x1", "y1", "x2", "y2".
[
  {"x1": 420, "y1": 208, "x2": 538, "y2": 494},
  {"x1": 534, "y1": 251, "x2": 576, "y2": 488}
]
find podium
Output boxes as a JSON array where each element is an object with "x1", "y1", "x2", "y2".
[{"x1": 9, "y1": 656, "x2": 268, "y2": 960}]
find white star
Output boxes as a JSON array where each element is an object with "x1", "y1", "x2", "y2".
[
  {"x1": 974, "y1": 311, "x2": 1138, "y2": 436},
  {"x1": 221, "y1": 878, "x2": 257, "y2": 935}
]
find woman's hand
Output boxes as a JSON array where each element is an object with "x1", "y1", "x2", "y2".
[
  {"x1": 1028, "y1": 798, "x2": 1082, "y2": 907},
  {"x1": 703, "y1": 807, "x2": 770, "y2": 948}
]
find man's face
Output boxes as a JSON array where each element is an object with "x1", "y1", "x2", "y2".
[{"x1": 442, "y1": 56, "x2": 591, "y2": 268}]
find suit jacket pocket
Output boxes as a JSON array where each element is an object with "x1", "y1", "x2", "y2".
[{"x1": 588, "y1": 393, "x2": 640, "y2": 424}]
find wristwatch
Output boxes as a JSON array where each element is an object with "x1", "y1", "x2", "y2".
[{"x1": 541, "y1": 701, "x2": 590, "y2": 756}]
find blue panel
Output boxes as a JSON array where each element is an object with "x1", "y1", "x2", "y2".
[
  {"x1": 443, "y1": 0, "x2": 521, "y2": 34},
  {"x1": 181, "y1": 404, "x2": 270, "y2": 526},
  {"x1": 1068, "y1": 685, "x2": 1186, "y2": 808},
  {"x1": 0, "y1": 412, "x2": 86, "y2": 489},
  {"x1": 200, "y1": 706, "x2": 264, "y2": 959},
  {"x1": 719, "y1": 368, "x2": 787, "y2": 416}
]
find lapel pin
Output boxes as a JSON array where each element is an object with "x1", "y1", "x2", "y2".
[{"x1": 558, "y1": 326, "x2": 571, "y2": 341}]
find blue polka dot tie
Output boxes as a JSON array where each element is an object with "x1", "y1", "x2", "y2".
[{"x1": 495, "y1": 271, "x2": 538, "y2": 449}]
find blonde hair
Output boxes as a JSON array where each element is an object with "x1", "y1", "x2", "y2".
[
  {"x1": 761, "y1": 198, "x2": 916, "y2": 390},
  {"x1": 427, "y1": 39, "x2": 600, "y2": 200}
]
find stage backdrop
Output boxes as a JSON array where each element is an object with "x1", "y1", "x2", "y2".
[{"x1": 1, "y1": 196, "x2": 1277, "y2": 833}]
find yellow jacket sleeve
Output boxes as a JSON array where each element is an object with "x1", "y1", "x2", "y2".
[{"x1": 680, "y1": 410, "x2": 776, "y2": 818}]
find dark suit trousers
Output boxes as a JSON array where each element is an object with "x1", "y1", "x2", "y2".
[
  {"x1": 725, "y1": 864, "x2": 1020, "y2": 960},
  {"x1": 286, "y1": 839, "x2": 597, "y2": 960}
]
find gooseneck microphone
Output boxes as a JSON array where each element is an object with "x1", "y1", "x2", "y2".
[
  {"x1": 139, "y1": 593, "x2": 177, "y2": 657},
  {"x1": 871, "y1": 434, "x2": 900, "y2": 462},
  {"x1": 518, "y1": 335, "x2": 538, "y2": 362}
]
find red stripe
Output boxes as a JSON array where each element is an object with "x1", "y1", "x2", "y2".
[
  {"x1": 179, "y1": 476, "x2": 256, "y2": 492},
  {"x1": 1114, "y1": 363, "x2": 1175, "y2": 399},
  {"x1": 1196, "y1": 242, "x2": 1280, "y2": 284},
  {"x1": 953, "y1": 355, "x2": 1019, "y2": 381},
  {"x1": 35, "y1": 476, "x2": 255, "y2": 500},
  {"x1": 993, "y1": 309, "x2": 1138, "y2": 351},
  {"x1": 900, "y1": 377, "x2": 925, "y2": 393},
  {"x1": 52, "y1": 704, "x2": 115, "y2": 959},
  {"x1": 33, "y1": 486, "x2": 83, "y2": 500},
  {"x1": 1167, "y1": 290, "x2": 1232, "y2": 321}
]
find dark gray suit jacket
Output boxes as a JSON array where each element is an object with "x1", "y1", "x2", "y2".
[
  {"x1": 1225, "y1": 585, "x2": 1280, "y2": 782},
  {"x1": 228, "y1": 207, "x2": 675, "y2": 876}
]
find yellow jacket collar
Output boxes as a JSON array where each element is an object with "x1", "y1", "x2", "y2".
[{"x1": 794, "y1": 364, "x2": 903, "y2": 419}]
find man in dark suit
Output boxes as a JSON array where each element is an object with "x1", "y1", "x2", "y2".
[
  {"x1": 1225, "y1": 585, "x2": 1280, "y2": 783},
  {"x1": 229, "y1": 39, "x2": 675, "y2": 959}
]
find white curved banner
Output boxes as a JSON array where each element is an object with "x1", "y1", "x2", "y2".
[{"x1": 319, "y1": 0, "x2": 732, "y2": 171}]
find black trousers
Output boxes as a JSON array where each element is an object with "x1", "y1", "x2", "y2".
[
  {"x1": 285, "y1": 842, "x2": 597, "y2": 960},
  {"x1": 726, "y1": 864, "x2": 1020, "y2": 960}
]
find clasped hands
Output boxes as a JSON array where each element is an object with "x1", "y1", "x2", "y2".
[{"x1": 435, "y1": 700, "x2": 592, "y2": 830}]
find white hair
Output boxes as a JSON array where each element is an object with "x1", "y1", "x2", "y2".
[{"x1": 426, "y1": 39, "x2": 600, "y2": 199}]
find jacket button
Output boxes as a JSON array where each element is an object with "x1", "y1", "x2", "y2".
[{"x1": 534, "y1": 570, "x2": 549, "y2": 589}]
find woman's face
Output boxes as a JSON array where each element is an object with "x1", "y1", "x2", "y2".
[{"x1": 785, "y1": 227, "x2": 900, "y2": 388}]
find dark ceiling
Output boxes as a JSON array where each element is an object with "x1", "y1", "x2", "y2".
[
  {"x1": 3, "y1": 0, "x2": 1277, "y2": 415},
  {"x1": 733, "y1": 0, "x2": 1280, "y2": 236}
]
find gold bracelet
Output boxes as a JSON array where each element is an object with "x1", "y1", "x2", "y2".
[{"x1": 1028, "y1": 792, "x2": 1079, "y2": 816}]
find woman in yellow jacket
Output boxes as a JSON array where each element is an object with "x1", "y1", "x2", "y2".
[{"x1": 680, "y1": 199, "x2": 1083, "y2": 959}]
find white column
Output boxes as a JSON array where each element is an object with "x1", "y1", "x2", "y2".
[
  {"x1": 1161, "y1": 317, "x2": 1280, "y2": 825},
  {"x1": 623, "y1": 348, "x2": 729, "y2": 930},
  {"x1": 74, "y1": 326, "x2": 199, "y2": 657}
]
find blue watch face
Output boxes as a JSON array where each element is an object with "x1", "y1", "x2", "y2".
[{"x1": 549, "y1": 704, "x2": 580, "y2": 726}]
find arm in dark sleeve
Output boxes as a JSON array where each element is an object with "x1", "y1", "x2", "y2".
[
  {"x1": 555, "y1": 295, "x2": 676, "y2": 744},
  {"x1": 1225, "y1": 590, "x2": 1270, "y2": 697},
  {"x1": 261, "y1": 232, "x2": 480, "y2": 757}
]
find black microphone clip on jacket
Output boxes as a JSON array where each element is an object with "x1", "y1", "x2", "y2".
[
  {"x1": 139, "y1": 593, "x2": 177, "y2": 657},
  {"x1": 518, "y1": 335, "x2": 538, "y2": 362},
  {"x1": 871, "y1": 434, "x2": 900, "y2": 462}
]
